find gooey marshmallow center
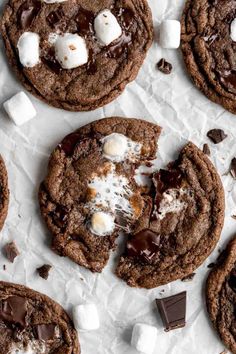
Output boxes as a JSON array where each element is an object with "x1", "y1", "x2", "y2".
[
  {"x1": 17, "y1": 32, "x2": 40, "y2": 68},
  {"x1": 90, "y1": 212, "x2": 115, "y2": 236},
  {"x1": 55, "y1": 33, "x2": 88, "y2": 69},
  {"x1": 94, "y1": 9, "x2": 122, "y2": 46},
  {"x1": 230, "y1": 18, "x2": 236, "y2": 42}
]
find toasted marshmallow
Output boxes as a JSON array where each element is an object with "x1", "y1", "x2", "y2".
[
  {"x1": 230, "y1": 18, "x2": 236, "y2": 41},
  {"x1": 103, "y1": 133, "x2": 128, "y2": 161},
  {"x1": 159, "y1": 20, "x2": 181, "y2": 49},
  {"x1": 131, "y1": 323, "x2": 157, "y2": 354},
  {"x1": 17, "y1": 32, "x2": 40, "y2": 68},
  {"x1": 55, "y1": 33, "x2": 88, "y2": 69},
  {"x1": 94, "y1": 9, "x2": 122, "y2": 46},
  {"x1": 73, "y1": 303, "x2": 100, "y2": 331},
  {"x1": 90, "y1": 212, "x2": 115, "y2": 236}
]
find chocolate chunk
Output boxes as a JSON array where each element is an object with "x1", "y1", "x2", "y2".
[
  {"x1": 42, "y1": 48, "x2": 62, "y2": 75},
  {"x1": 37, "y1": 264, "x2": 52, "y2": 280},
  {"x1": 46, "y1": 7, "x2": 66, "y2": 31},
  {"x1": 203, "y1": 143, "x2": 211, "y2": 156},
  {"x1": 4, "y1": 242, "x2": 20, "y2": 263},
  {"x1": 75, "y1": 8, "x2": 94, "y2": 36},
  {"x1": 156, "y1": 291, "x2": 186, "y2": 331},
  {"x1": 0, "y1": 296, "x2": 28, "y2": 327},
  {"x1": 126, "y1": 229, "x2": 160, "y2": 262},
  {"x1": 228, "y1": 268, "x2": 236, "y2": 292},
  {"x1": 230, "y1": 158, "x2": 236, "y2": 179},
  {"x1": 3, "y1": 265, "x2": 6, "y2": 271},
  {"x1": 35, "y1": 324, "x2": 57, "y2": 341},
  {"x1": 207, "y1": 262, "x2": 215, "y2": 268},
  {"x1": 17, "y1": 0, "x2": 41, "y2": 29},
  {"x1": 157, "y1": 58, "x2": 172, "y2": 74},
  {"x1": 118, "y1": 8, "x2": 134, "y2": 30},
  {"x1": 207, "y1": 129, "x2": 227, "y2": 144},
  {"x1": 231, "y1": 215, "x2": 236, "y2": 220},
  {"x1": 181, "y1": 273, "x2": 196, "y2": 282}
]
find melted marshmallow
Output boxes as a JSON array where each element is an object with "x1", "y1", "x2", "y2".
[
  {"x1": 9, "y1": 340, "x2": 46, "y2": 354},
  {"x1": 230, "y1": 18, "x2": 236, "y2": 41},
  {"x1": 17, "y1": 32, "x2": 40, "y2": 68},
  {"x1": 90, "y1": 212, "x2": 115, "y2": 236},
  {"x1": 156, "y1": 189, "x2": 189, "y2": 220}
]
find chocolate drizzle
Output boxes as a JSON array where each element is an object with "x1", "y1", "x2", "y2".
[
  {"x1": 126, "y1": 229, "x2": 160, "y2": 262},
  {"x1": 17, "y1": 0, "x2": 41, "y2": 29},
  {"x1": 0, "y1": 296, "x2": 28, "y2": 327}
]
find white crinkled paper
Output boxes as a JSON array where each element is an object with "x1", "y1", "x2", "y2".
[{"x1": 0, "y1": 0, "x2": 235, "y2": 353}]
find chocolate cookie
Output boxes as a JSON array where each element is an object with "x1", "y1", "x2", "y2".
[
  {"x1": 181, "y1": 0, "x2": 236, "y2": 114},
  {"x1": 0, "y1": 0, "x2": 153, "y2": 111},
  {"x1": 0, "y1": 155, "x2": 9, "y2": 231},
  {"x1": 39, "y1": 117, "x2": 161, "y2": 272},
  {"x1": 116, "y1": 142, "x2": 225, "y2": 288},
  {"x1": 0, "y1": 281, "x2": 79, "y2": 353},
  {"x1": 206, "y1": 238, "x2": 236, "y2": 354}
]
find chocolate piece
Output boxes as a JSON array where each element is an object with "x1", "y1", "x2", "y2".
[
  {"x1": 3, "y1": 265, "x2": 6, "y2": 271},
  {"x1": 46, "y1": 7, "x2": 66, "y2": 31},
  {"x1": 231, "y1": 215, "x2": 236, "y2": 220},
  {"x1": 207, "y1": 129, "x2": 227, "y2": 144},
  {"x1": 37, "y1": 264, "x2": 52, "y2": 280},
  {"x1": 0, "y1": 296, "x2": 28, "y2": 327},
  {"x1": 126, "y1": 229, "x2": 160, "y2": 262},
  {"x1": 35, "y1": 324, "x2": 57, "y2": 341},
  {"x1": 4, "y1": 242, "x2": 20, "y2": 263},
  {"x1": 156, "y1": 291, "x2": 187, "y2": 331},
  {"x1": 207, "y1": 262, "x2": 215, "y2": 268},
  {"x1": 181, "y1": 273, "x2": 196, "y2": 282},
  {"x1": 230, "y1": 158, "x2": 236, "y2": 179},
  {"x1": 228, "y1": 269, "x2": 236, "y2": 292},
  {"x1": 203, "y1": 143, "x2": 211, "y2": 156},
  {"x1": 75, "y1": 8, "x2": 94, "y2": 36},
  {"x1": 157, "y1": 58, "x2": 172, "y2": 74},
  {"x1": 17, "y1": 0, "x2": 41, "y2": 29}
]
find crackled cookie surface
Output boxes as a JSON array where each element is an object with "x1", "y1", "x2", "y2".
[
  {"x1": 181, "y1": 0, "x2": 236, "y2": 114},
  {"x1": 0, "y1": 281, "x2": 79, "y2": 353},
  {"x1": 0, "y1": 155, "x2": 9, "y2": 231},
  {"x1": 206, "y1": 238, "x2": 236, "y2": 354},
  {"x1": 0, "y1": 0, "x2": 153, "y2": 111}
]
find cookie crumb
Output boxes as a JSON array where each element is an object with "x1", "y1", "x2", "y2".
[
  {"x1": 181, "y1": 273, "x2": 196, "y2": 282},
  {"x1": 203, "y1": 143, "x2": 211, "y2": 156},
  {"x1": 157, "y1": 58, "x2": 172, "y2": 74},
  {"x1": 230, "y1": 158, "x2": 236, "y2": 179},
  {"x1": 37, "y1": 264, "x2": 52, "y2": 280},
  {"x1": 3, "y1": 265, "x2": 6, "y2": 271},
  {"x1": 207, "y1": 129, "x2": 227, "y2": 144},
  {"x1": 4, "y1": 241, "x2": 20, "y2": 263}
]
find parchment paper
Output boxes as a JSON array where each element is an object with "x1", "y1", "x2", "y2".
[{"x1": 0, "y1": 0, "x2": 235, "y2": 353}]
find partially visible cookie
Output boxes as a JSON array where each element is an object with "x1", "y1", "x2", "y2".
[
  {"x1": 0, "y1": 281, "x2": 80, "y2": 353},
  {"x1": 206, "y1": 238, "x2": 236, "y2": 354},
  {"x1": 181, "y1": 0, "x2": 236, "y2": 114},
  {"x1": 0, "y1": 155, "x2": 9, "y2": 231},
  {"x1": 116, "y1": 142, "x2": 225, "y2": 288}
]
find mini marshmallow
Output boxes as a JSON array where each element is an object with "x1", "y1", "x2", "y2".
[
  {"x1": 90, "y1": 212, "x2": 115, "y2": 236},
  {"x1": 73, "y1": 303, "x2": 100, "y2": 331},
  {"x1": 230, "y1": 18, "x2": 236, "y2": 41},
  {"x1": 94, "y1": 9, "x2": 122, "y2": 46},
  {"x1": 131, "y1": 323, "x2": 157, "y2": 354},
  {"x1": 55, "y1": 33, "x2": 88, "y2": 69},
  {"x1": 159, "y1": 20, "x2": 181, "y2": 49},
  {"x1": 3, "y1": 92, "x2": 36, "y2": 126},
  {"x1": 17, "y1": 32, "x2": 40, "y2": 68},
  {"x1": 103, "y1": 133, "x2": 128, "y2": 161}
]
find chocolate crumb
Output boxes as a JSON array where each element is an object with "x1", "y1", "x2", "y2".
[
  {"x1": 207, "y1": 129, "x2": 227, "y2": 144},
  {"x1": 37, "y1": 264, "x2": 52, "y2": 280},
  {"x1": 203, "y1": 143, "x2": 211, "y2": 156},
  {"x1": 181, "y1": 273, "x2": 196, "y2": 282},
  {"x1": 4, "y1": 242, "x2": 20, "y2": 263},
  {"x1": 3, "y1": 265, "x2": 6, "y2": 271},
  {"x1": 207, "y1": 262, "x2": 215, "y2": 268},
  {"x1": 157, "y1": 58, "x2": 172, "y2": 74},
  {"x1": 231, "y1": 215, "x2": 236, "y2": 220},
  {"x1": 230, "y1": 158, "x2": 236, "y2": 179}
]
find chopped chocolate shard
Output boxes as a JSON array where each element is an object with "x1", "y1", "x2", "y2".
[
  {"x1": 0, "y1": 296, "x2": 28, "y2": 327},
  {"x1": 203, "y1": 143, "x2": 211, "y2": 156},
  {"x1": 156, "y1": 291, "x2": 186, "y2": 331},
  {"x1": 157, "y1": 58, "x2": 172, "y2": 74},
  {"x1": 126, "y1": 229, "x2": 160, "y2": 262},
  {"x1": 230, "y1": 158, "x2": 236, "y2": 179},
  {"x1": 37, "y1": 264, "x2": 52, "y2": 280},
  {"x1": 4, "y1": 242, "x2": 20, "y2": 263},
  {"x1": 35, "y1": 323, "x2": 57, "y2": 341},
  {"x1": 17, "y1": 0, "x2": 41, "y2": 29},
  {"x1": 207, "y1": 129, "x2": 227, "y2": 144},
  {"x1": 181, "y1": 273, "x2": 196, "y2": 282}
]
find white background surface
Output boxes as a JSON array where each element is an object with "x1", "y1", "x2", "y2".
[{"x1": 0, "y1": 0, "x2": 235, "y2": 353}]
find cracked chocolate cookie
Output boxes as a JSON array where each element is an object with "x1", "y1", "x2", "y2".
[
  {"x1": 0, "y1": 0, "x2": 153, "y2": 111},
  {"x1": 39, "y1": 117, "x2": 161, "y2": 273},
  {"x1": 0, "y1": 155, "x2": 9, "y2": 232},
  {"x1": 181, "y1": 0, "x2": 236, "y2": 114},
  {"x1": 206, "y1": 237, "x2": 236, "y2": 354},
  {"x1": 0, "y1": 281, "x2": 79, "y2": 353}
]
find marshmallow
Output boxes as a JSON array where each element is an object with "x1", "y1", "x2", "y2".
[
  {"x1": 44, "y1": 0, "x2": 67, "y2": 3},
  {"x1": 131, "y1": 323, "x2": 157, "y2": 354},
  {"x1": 159, "y1": 20, "x2": 181, "y2": 49},
  {"x1": 90, "y1": 212, "x2": 115, "y2": 236},
  {"x1": 230, "y1": 18, "x2": 236, "y2": 41},
  {"x1": 103, "y1": 133, "x2": 128, "y2": 161},
  {"x1": 94, "y1": 9, "x2": 122, "y2": 46},
  {"x1": 73, "y1": 303, "x2": 100, "y2": 331},
  {"x1": 55, "y1": 33, "x2": 88, "y2": 69},
  {"x1": 3, "y1": 92, "x2": 36, "y2": 126},
  {"x1": 17, "y1": 32, "x2": 40, "y2": 68}
]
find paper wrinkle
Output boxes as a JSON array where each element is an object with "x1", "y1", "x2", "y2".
[{"x1": 0, "y1": 0, "x2": 235, "y2": 353}]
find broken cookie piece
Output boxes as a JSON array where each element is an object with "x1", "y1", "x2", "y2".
[{"x1": 4, "y1": 241, "x2": 20, "y2": 263}]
